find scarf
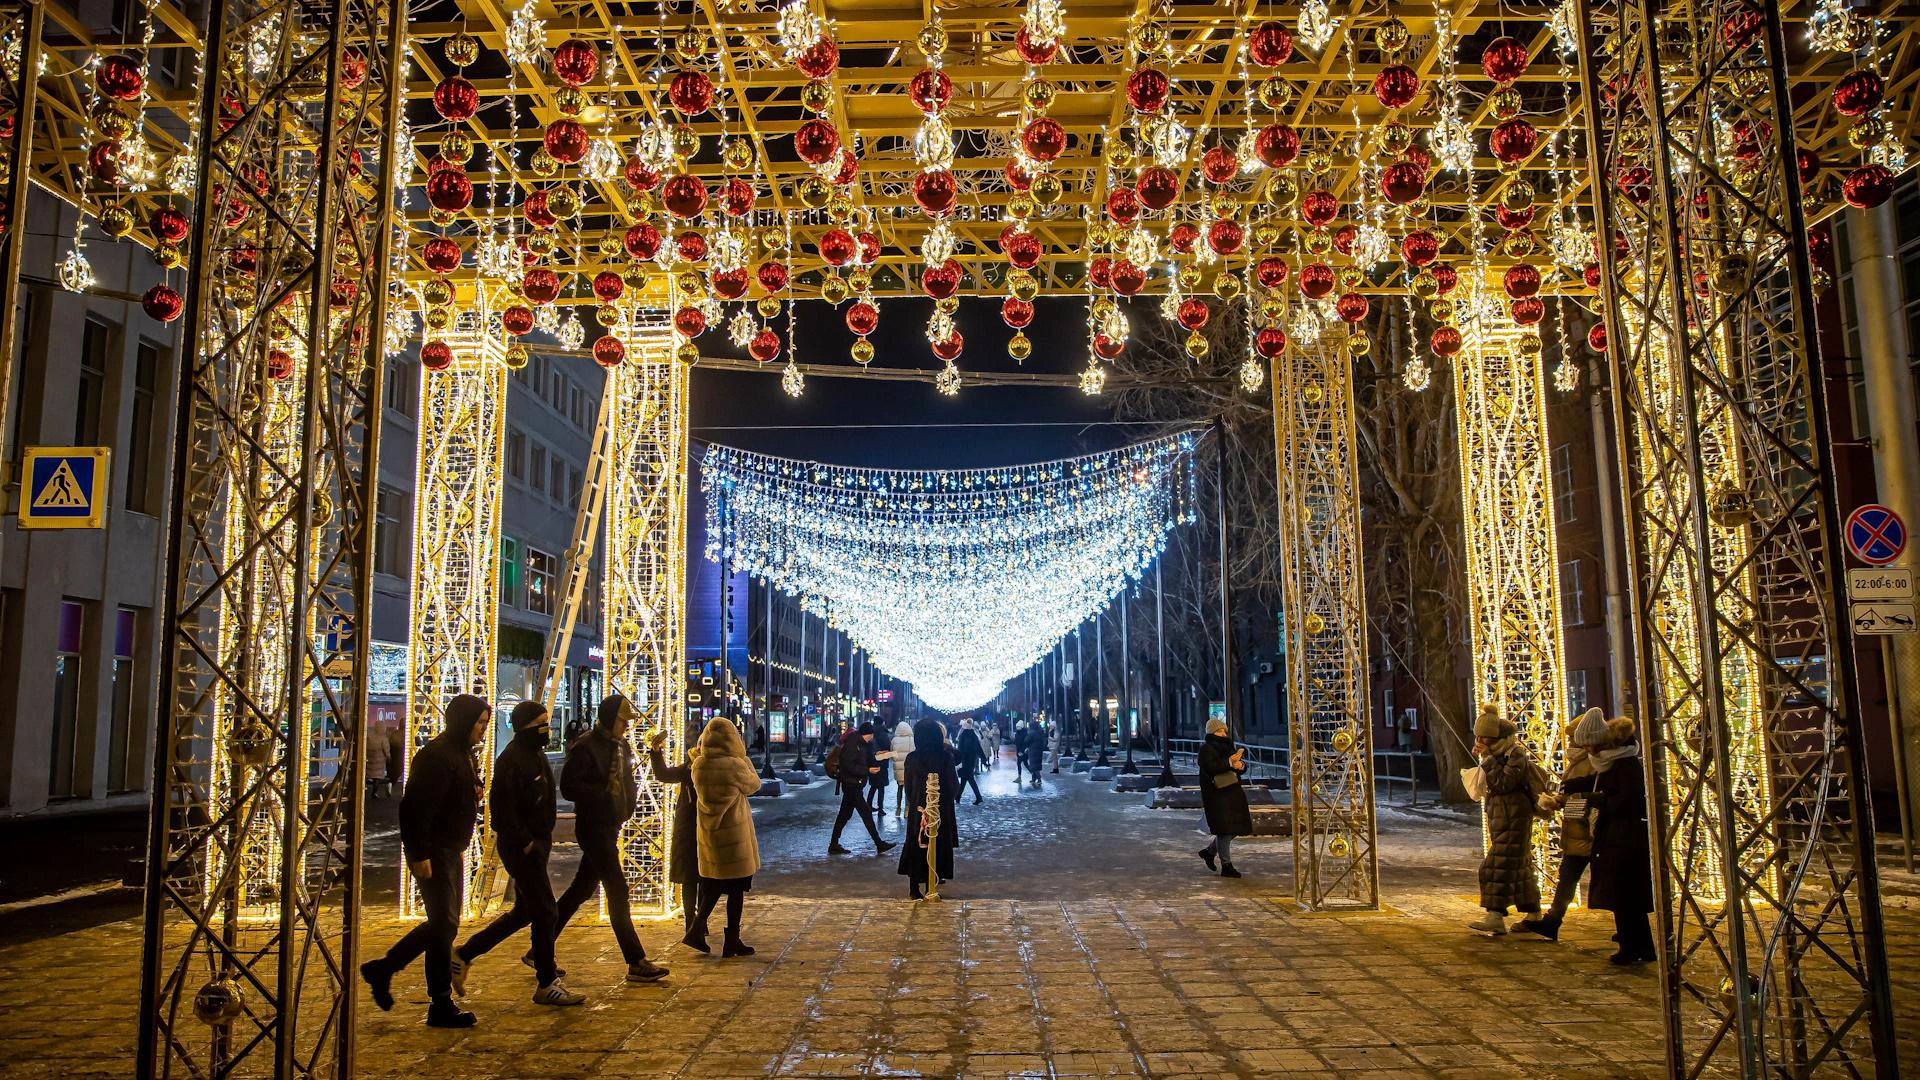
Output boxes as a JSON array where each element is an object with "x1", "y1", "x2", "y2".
[
  {"x1": 1561, "y1": 745, "x2": 1595, "y2": 783},
  {"x1": 1591, "y1": 742, "x2": 1640, "y2": 772}
]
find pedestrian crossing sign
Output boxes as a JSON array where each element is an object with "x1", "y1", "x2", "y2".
[{"x1": 18, "y1": 447, "x2": 109, "y2": 529}]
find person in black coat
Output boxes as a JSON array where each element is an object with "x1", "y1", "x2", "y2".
[
  {"x1": 1022, "y1": 721, "x2": 1045, "y2": 786},
  {"x1": 451, "y1": 702, "x2": 583, "y2": 1006},
  {"x1": 1588, "y1": 722, "x2": 1656, "y2": 965},
  {"x1": 361, "y1": 693, "x2": 489, "y2": 1028},
  {"x1": 1011, "y1": 723, "x2": 1029, "y2": 783},
  {"x1": 954, "y1": 720, "x2": 986, "y2": 804},
  {"x1": 552, "y1": 695, "x2": 669, "y2": 983},
  {"x1": 866, "y1": 726, "x2": 891, "y2": 817},
  {"x1": 898, "y1": 718, "x2": 960, "y2": 899},
  {"x1": 1196, "y1": 718, "x2": 1252, "y2": 877},
  {"x1": 646, "y1": 724, "x2": 700, "y2": 935},
  {"x1": 829, "y1": 721, "x2": 896, "y2": 856}
]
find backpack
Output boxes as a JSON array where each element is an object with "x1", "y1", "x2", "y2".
[{"x1": 823, "y1": 740, "x2": 845, "y2": 780}]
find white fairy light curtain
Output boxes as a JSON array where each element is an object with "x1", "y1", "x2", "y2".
[{"x1": 703, "y1": 433, "x2": 1199, "y2": 712}]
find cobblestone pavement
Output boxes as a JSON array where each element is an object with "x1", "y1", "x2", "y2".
[{"x1": 3, "y1": 753, "x2": 1915, "y2": 1078}]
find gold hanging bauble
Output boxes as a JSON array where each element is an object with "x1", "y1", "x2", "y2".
[
  {"x1": 1259, "y1": 295, "x2": 1285, "y2": 320},
  {"x1": 674, "y1": 28, "x2": 711, "y2": 63},
  {"x1": 1337, "y1": 266, "x2": 1364, "y2": 290},
  {"x1": 1849, "y1": 115, "x2": 1891, "y2": 150},
  {"x1": 631, "y1": 190, "x2": 660, "y2": 216},
  {"x1": 622, "y1": 267, "x2": 648, "y2": 291},
  {"x1": 1251, "y1": 221, "x2": 1282, "y2": 249},
  {"x1": 918, "y1": 22, "x2": 948, "y2": 56},
  {"x1": 154, "y1": 242, "x2": 184, "y2": 269},
  {"x1": 425, "y1": 306, "x2": 454, "y2": 331},
  {"x1": 1024, "y1": 80, "x2": 1057, "y2": 111},
  {"x1": 723, "y1": 138, "x2": 755, "y2": 170},
  {"x1": 1302, "y1": 382, "x2": 1324, "y2": 404},
  {"x1": 423, "y1": 279, "x2": 455, "y2": 308},
  {"x1": 1408, "y1": 192, "x2": 1431, "y2": 215},
  {"x1": 1501, "y1": 180, "x2": 1535, "y2": 211},
  {"x1": 1429, "y1": 298, "x2": 1454, "y2": 322},
  {"x1": 99, "y1": 204, "x2": 135, "y2": 238},
  {"x1": 1091, "y1": 298, "x2": 1116, "y2": 321},
  {"x1": 555, "y1": 86, "x2": 588, "y2": 116},
  {"x1": 676, "y1": 340, "x2": 701, "y2": 365},
  {"x1": 527, "y1": 231, "x2": 556, "y2": 256},
  {"x1": 937, "y1": 296, "x2": 959, "y2": 314},
  {"x1": 1256, "y1": 77, "x2": 1293, "y2": 112},
  {"x1": 1214, "y1": 272, "x2": 1241, "y2": 298},
  {"x1": 596, "y1": 304, "x2": 621, "y2": 328},
  {"x1": 676, "y1": 271, "x2": 704, "y2": 295},
  {"x1": 271, "y1": 314, "x2": 296, "y2": 341},
  {"x1": 1131, "y1": 20, "x2": 1167, "y2": 52},
  {"x1": 1380, "y1": 122, "x2": 1413, "y2": 155},
  {"x1": 505, "y1": 343, "x2": 530, "y2": 369},
  {"x1": 1412, "y1": 269, "x2": 1439, "y2": 299},
  {"x1": 1346, "y1": 330, "x2": 1370, "y2": 356},
  {"x1": 430, "y1": 208, "x2": 457, "y2": 227},
  {"x1": 1103, "y1": 137, "x2": 1134, "y2": 169},
  {"x1": 1008, "y1": 331, "x2": 1032, "y2": 360},
  {"x1": 1304, "y1": 612, "x2": 1326, "y2": 635},
  {"x1": 1087, "y1": 223, "x2": 1111, "y2": 249},
  {"x1": 820, "y1": 274, "x2": 850, "y2": 304},
  {"x1": 757, "y1": 229, "x2": 786, "y2": 253},
  {"x1": 851, "y1": 338, "x2": 875, "y2": 363},
  {"x1": 1491, "y1": 87, "x2": 1523, "y2": 119},
  {"x1": 1518, "y1": 332, "x2": 1544, "y2": 355},
  {"x1": 1377, "y1": 17, "x2": 1410, "y2": 53},
  {"x1": 503, "y1": 278, "x2": 525, "y2": 299},
  {"x1": 1177, "y1": 263, "x2": 1202, "y2": 289},
  {"x1": 671, "y1": 125, "x2": 702, "y2": 160},
  {"x1": 1731, "y1": 68, "x2": 1769, "y2": 100},
  {"x1": 828, "y1": 193, "x2": 855, "y2": 221},
  {"x1": 1502, "y1": 231, "x2": 1537, "y2": 258},
  {"x1": 1328, "y1": 835, "x2": 1352, "y2": 858},
  {"x1": 597, "y1": 233, "x2": 624, "y2": 258},
  {"x1": 756, "y1": 296, "x2": 782, "y2": 317},
  {"x1": 1265, "y1": 172, "x2": 1298, "y2": 206},
  {"x1": 92, "y1": 101, "x2": 135, "y2": 140},
  {"x1": 548, "y1": 187, "x2": 581, "y2": 219},
  {"x1": 801, "y1": 79, "x2": 834, "y2": 113},
  {"x1": 797, "y1": 174, "x2": 832, "y2": 208},
  {"x1": 1711, "y1": 253, "x2": 1751, "y2": 294},
  {"x1": 1332, "y1": 727, "x2": 1356, "y2": 753},
  {"x1": 439, "y1": 131, "x2": 474, "y2": 164},
  {"x1": 1184, "y1": 330, "x2": 1208, "y2": 358},
  {"x1": 1009, "y1": 269, "x2": 1040, "y2": 301},
  {"x1": 530, "y1": 148, "x2": 559, "y2": 177},
  {"x1": 1007, "y1": 192, "x2": 1036, "y2": 220},
  {"x1": 1031, "y1": 172, "x2": 1065, "y2": 205},
  {"x1": 444, "y1": 32, "x2": 479, "y2": 66},
  {"x1": 1306, "y1": 149, "x2": 1333, "y2": 175},
  {"x1": 1304, "y1": 229, "x2": 1333, "y2": 256},
  {"x1": 1210, "y1": 193, "x2": 1238, "y2": 218},
  {"x1": 848, "y1": 269, "x2": 872, "y2": 291}
]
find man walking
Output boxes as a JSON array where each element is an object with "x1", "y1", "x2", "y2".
[
  {"x1": 1012, "y1": 722, "x2": 1028, "y2": 785},
  {"x1": 552, "y1": 695, "x2": 671, "y2": 983},
  {"x1": 449, "y1": 701, "x2": 583, "y2": 1007},
  {"x1": 360, "y1": 693, "x2": 490, "y2": 1028},
  {"x1": 828, "y1": 721, "x2": 896, "y2": 856},
  {"x1": 955, "y1": 719, "x2": 987, "y2": 804}
]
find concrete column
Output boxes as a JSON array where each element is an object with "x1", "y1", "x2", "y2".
[{"x1": 1848, "y1": 200, "x2": 1920, "y2": 857}]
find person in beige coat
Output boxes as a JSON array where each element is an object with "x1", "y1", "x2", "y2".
[{"x1": 686, "y1": 717, "x2": 761, "y2": 958}]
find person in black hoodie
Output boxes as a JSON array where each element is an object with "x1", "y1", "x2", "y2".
[
  {"x1": 551, "y1": 695, "x2": 670, "y2": 983},
  {"x1": 828, "y1": 721, "x2": 896, "y2": 856},
  {"x1": 954, "y1": 719, "x2": 987, "y2": 804},
  {"x1": 448, "y1": 702, "x2": 583, "y2": 1007},
  {"x1": 360, "y1": 693, "x2": 489, "y2": 1028}
]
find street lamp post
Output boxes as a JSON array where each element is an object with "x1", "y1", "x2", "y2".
[
  {"x1": 760, "y1": 579, "x2": 776, "y2": 779},
  {"x1": 1156, "y1": 557, "x2": 1176, "y2": 789},
  {"x1": 1095, "y1": 606, "x2": 1111, "y2": 767},
  {"x1": 1120, "y1": 587, "x2": 1137, "y2": 774}
]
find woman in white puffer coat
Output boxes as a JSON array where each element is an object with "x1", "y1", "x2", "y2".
[{"x1": 889, "y1": 721, "x2": 914, "y2": 816}]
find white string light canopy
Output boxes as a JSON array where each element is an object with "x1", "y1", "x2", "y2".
[{"x1": 703, "y1": 432, "x2": 1200, "y2": 712}]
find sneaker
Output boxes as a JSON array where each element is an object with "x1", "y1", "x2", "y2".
[
  {"x1": 627, "y1": 960, "x2": 670, "y2": 983},
  {"x1": 520, "y1": 951, "x2": 565, "y2": 979},
  {"x1": 425, "y1": 998, "x2": 476, "y2": 1028},
  {"x1": 447, "y1": 954, "x2": 469, "y2": 997},
  {"x1": 360, "y1": 961, "x2": 394, "y2": 1012},
  {"x1": 532, "y1": 980, "x2": 586, "y2": 1006},
  {"x1": 1467, "y1": 911, "x2": 1509, "y2": 935},
  {"x1": 827, "y1": 844, "x2": 852, "y2": 855},
  {"x1": 875, "y1": 840, "x2": 896, "y2": 855},
  {"x1": 1197, "y1": 847, "x2": 1216, "y2": 872},
  {"x1": 1219, "y1": 864, "x2": 1242, "y2": 879}
]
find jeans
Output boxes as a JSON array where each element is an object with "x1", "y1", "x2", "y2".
[
  {"x1": 458, "y1": 845, "x2": 557, "y2": 984},
  {"x1": 378, "y1": 847, "x2": 464, "y2": 999},
  {"x1": 553, "y1": 822, "x2": 649, "y2": 965},
  {"x1": 959, "y1": 771, "x2": 982, "y2": 801},
  {"x1": 1547, "y1": 853, "x2": 1592, "y2": 917},
  {"x1": 830, "y1": 783, "x2": 883, "y2": 848},
  {"x1": 866, "y1": 778, "x2": 886, "y2": 814},
  {"x1": 1206, "y1": 834, "x2": 1234, "y2": 866}
]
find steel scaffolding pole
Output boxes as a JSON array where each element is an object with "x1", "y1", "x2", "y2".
[
  {"x1": 1574, "y1": 0, "x2": 1899, "y2": 1073},
  {"x1": 0, "y1": 0, "x2": 43, "y2": 498}
]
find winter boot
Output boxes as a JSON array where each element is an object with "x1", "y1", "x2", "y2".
[
  {"x1": 875, "y1": 839, "x2": 896, "y2": 855},
  {"x1": 359, "y1": 960, "x2": 394, "y2": 1012},
  {"x1": 1515, "y1": 914, "x2": 1561, "y2": 941},
  {"x1": 1219, "y1": 864, "x2": 1242, "y2": 878},
  {"x1": 425, "y1": 998, "x2": 476, "y2": 1028},
  {"x1": 1197, "y1": 846, "x2": 1216, "y2": 872},
  {"x1": 681, "y1": 923, "x2": 711, "y2": 954},
  {"x1": 721, "y1": 934, "x2": 756, "y2": 958},
  {"x1": 1466, "y1": 911, "x2": 1509, "y2": 935}
]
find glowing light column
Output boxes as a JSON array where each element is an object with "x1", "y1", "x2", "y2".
[
  {"x1": 602, "y1": 326, "x2": 688, "y2": 917},
  {"x1": 403, "y1": 303, "x2": 507, "y2": 916},
  {"x1": 1272, "y1": 347, "x2": 1378, "y2": 910},
  {"x1": 1453, "y1": 319, "x2": 1567, "y2": 890}
]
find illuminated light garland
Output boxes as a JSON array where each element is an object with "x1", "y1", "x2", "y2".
[{"x1": 702, "y1": 435, "x2": 1198, "y2": 711}]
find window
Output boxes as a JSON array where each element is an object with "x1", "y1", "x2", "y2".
[
  {"x1": 529, "y1": 444, "x2": 546, "y2": 494},
  {"x1": 500, "y1": 537, "x2": 523, "y2": 608},
  {"x1": 1566, "y1": 669, "x2": 1590, "y2": 715},
  {"x1": 571, "y1": 386, "x2": 585, "y2": 428},
  {"x1": 1559, "y1": 559, "x2": 1587, "y2": 626},
  {"x1": 50, "y1": 601, "x2": 85, "y2": 799},
  {"x1": 1552, "y1": 443, "x2": 1576, "y2": 522},
  {"x1": 570, "y1": 467, "x2": 583, "y2": 505},
  {"x1": 77, "y1": 319, "x2": 111, "y2": 446},
  {"x1": 550, "y1": 370, "x2": 566, "y2": 412},
  {"x1": 527, "y1": 548, "x2": 558, "y2": 616},
  {"x1": 374, "y1": 485, "x2": 409, "y2": 577},
  {"x1": 108, "y1": 608, "x2": 141, "y2": 792},
  {"x1": 506, "y1": 429, "x2": 526, "y2": 481},
  {"x1": 384, "y1": 357, "x2": 413, "y2": 415},
  {"x1": 550, "y1": 456, "x2": 568, "y2": 502},
  {"x1": 127, "y1": 341, "x2": 162, "y2": 514}
]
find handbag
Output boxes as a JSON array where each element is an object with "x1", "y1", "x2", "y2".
[
  {"x1": 1461, "y1": 765, "x2": 1488, "y2": 801},
  {"x1": 1561, "y1": 792, "x2": 1600, "y2": 857},
  {"x1": 1210, "y1": 769, "x2": 1240, "y2": 789}
]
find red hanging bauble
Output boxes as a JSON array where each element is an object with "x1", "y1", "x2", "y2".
[
  {"x1": 433, "y1": 75, "x2": 478, "y2": 121},
  {"x1": 421, "y1": 341, "x2": 454, "y2": 370},
  {"x1": 1247, "y1": 21, "x2": 1294, "y2": 67},
  {"x1": 150, "y1": 206, "x2": 190, "y2": 244},
  {"x1": 267, "y1": 349, "x2": 296, "y2": 380},
  {"x1": 141, "y1": 284, "x2": 182, "y2": 323},
  {"x1": 1583, "y1": 262, "x2": 1603, "y2": 288},
  {"x1": 857, "y1": 231, "x2": 881, "y2": 265},
  {"x1": 1002, "y1": 297, "x2": 1035, "y2": 329},
  {"x1": 426, "y1": 169, "x2": 474, "y2": 212},
  {"x1": 1432, "y1": 262, "x2": 1459, "y2": 295},
  {"x1": 922, "y1": 259, "x2": 963, "y2": 300},
  {"x1": 931, "y1": 332, "x2": 963, "y2": 362},
  {"x1": 1300, "y1": 188, "x2": 1339, "y2": 227},
  {"x1": 1844, "y1": 164, "x2": 1894, "y2": 209},
  {"x1": 625, "y1": 156, "x2": 661, "y2": 192},
  {"x1": 226, "y1": 244, "x2": 258, "y2": 277},
  {"x1": 1332, "y1": 224, "x2": 1357, "y2": 256},
  {"x1": 1003, "y1": 229, "x2": 1042, "y2": 269},
  {"x1": 521, "y1": 268, "x2": 561, "y2": 304},
  {"x1": 96, "y1": 54, "x2": 147, "y2": 102},
  {"x1": 1479, "y1": 36, "x2": 1529, "y2": 85},
  {"x1": 669, "y1": 70, "x2": 715, "y2": 115},
  {"x1": 421, "y1": 237, "x2": 461, "y2": 274},
  {"x1": 818, "y1": 228, "x2": 856, "y2": 266},
  {"x1": 1400, "y1": 230, "x2": 1438, "y2": 266},
  {"x1": 1489, "y1": 118, "x2": 1537, "y2": 164},
  {"x1": 1614, "y1": 164, "x2": 1653, "y2": 206},
  {"x1": 1373, "y1": 64, "x2": 1420, "y2": 110},
  {"x1": 1176, "y1": 297, "x2": 1210, "y2": 330},
  {"x1": 1255, "y1": 124, "x2": 1300, "y2": 168},
  {"x1": 673, "y1": 306, "x2": 707, "y2": 338},
  {"x1": 1720, "y1": 3, "x2": 1764, "y2": 50},
  {"x1": 1169, "y1": 221, "x2": 1199, "y2": 254},
  {"x1": 1206, "y1": 218, "x2": 1244, "y2": 255},
  {"x1": 756, "y1": 261, "x2": 789, "y2": 293},
  {"x1": 795, "y1": 118, "x2": 841, "y2": 165},
  {"x1": 1201, "y1": 146, "x2": 1239, "y2": 184},
  {"x1": 722, "y1": 177, "x2": 756, "y2": 217},
  {"x1": 1430, "y1": 325, "x2": 1462, "y2": 356},
  {"x1": 661, "y1": 173, "x2": 708, "y2": 219},
  {"x1": 1509, "y1": 297, "x2": 1545, "y2": 325},
  {"x1": 749, "y1": 328, "x2": 781, "y2": 363},
  {"x1": 1402, "y1": 146, "x2": 1433, "y2": 175},
  {"x1": 1796, "y1": 147, "x2": 1820, "y2": 183},
  {"x1": 846, "y1": 301, "x2": 879, "y2": 336},
  {"x1": 1005, "y1": 160, "x2": 1034, "y2": 191},
  {"x1": 1832, "y1": 68, "x2": 1885, "y2": 118},
  {"x1": 832, "y1": 149, "x2": 859, "y2": 186},
  {"x1": 544, "y1": 119, "x2": 589, "y2": 164},
  {"x1": 592, "y1": 271, "x2": 625, "y2": 303},
  {"x1": 1021, "y1": 116, "x2": 1067, "y2": 162},
  {"x1": 1126, "y1": 68, "x2": 1170, "y2": 114},
  {"x1": 1088, "y1": 256, "x2": 1113, "y2": 290},
  {"x1": 1092, "y1": 333, "x2": 1125, "y2": 361},
  {"x1": 674, "y1": 230, "x2": 708, "y2": 263},
  {"x1": 1255, "y1": 326, "x2": 1288, "y2": 358},
  {"x1": 552, "y1": 39, "x2": 599, "y2": 86},
  {"x1": 593, "y1": 335, "x2": 626, "y2": 368},
  {"x1": 795, "y1": 38, "x2": 840, "y2": 79},
  {"x1": 1587, "y1": 323, "x2": 1608, "y2": 352},
  {"x1": 624, "y1": 222, "x2": 662, "y2": 260},
  {"x1": 1503, "y1": 263, "x2": 1542, "y2": 299},
  {"x1": 913, "y1": 169, "x2": 958, "y2": 216},
  {"x1": 1255, "y1": 257, "x2": 1290, "y2": 290},
  {"x1": 1110, "y1": 260, "x2": 1146, "y2": 295},
  {"x1": 1335, "y1": 292, "x2": 1370, "y2": 324},
  {"x1": 1105, "y1": 186, "x2": 1141, "y2": 225},
  {"x1": 1380, "y1": 161, "x2": 1426, "y2": 205},
  {"x1": 909, "y1": 68, "x2": 953, "y2": 113},
  {"x1": 1015, "y1": 27, "x2": 1060, "y2": 65},
  {"x1": 1495, "y1": 203, "x2": 1536, "y2": 232},
  {"x1": 523, "y1": 190, "x2": 558, "y2": 228},
  {"x1": 89, "y1": 142, "x2": 124, "y2": 185},
  {"x1": 502, "y1": 305, "x2": 535, "y2": 336},
  {"x1": 1136, "y1": 166, "x2": 1181, "y2": 211},
  {"x1": 1299, "y1": 262, "x2": 1335, "y2": 299}
]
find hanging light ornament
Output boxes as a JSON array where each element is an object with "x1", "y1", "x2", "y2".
[
  {"x1": 782, "y1": 360, "x2": 806, "y2": 397},
  {"x1": 1079, "y1": 364, "x2": 1108, "y2": 395},
  {"x1": 504, "y1": 0, "x2": 546, "y2": 65},
  {"x1": 1298, "y1": 0, "x2": 1337, "y2": 52}
]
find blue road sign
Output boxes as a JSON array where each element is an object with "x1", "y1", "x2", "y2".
[
  {"x1": 18, "y1": 447, "x2": 109, "y2": 529},
  {"x1": 1846, "y1": 504, "x2": 1907, "y2": 566}
]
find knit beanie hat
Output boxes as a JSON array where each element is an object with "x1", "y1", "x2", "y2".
[
  {"x1": 510, "y1": 700, "x2": 551, "y2": 732},
  {"x1": 1570, "y1": 707, "x2": 1609, "y2": 749},
  {"x1": 1473, "y1": 704, "x2": 1515, "y2": 740}
]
